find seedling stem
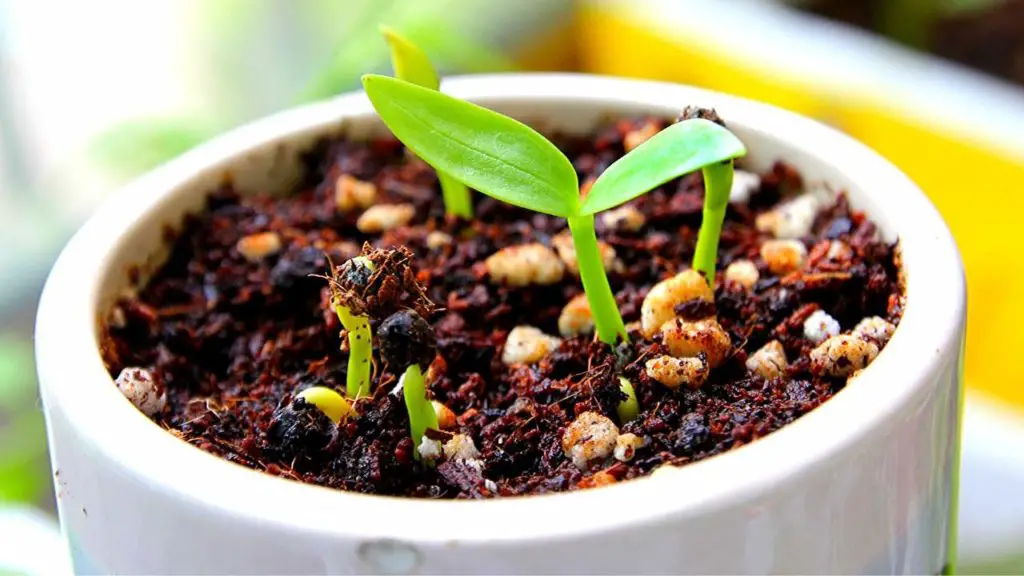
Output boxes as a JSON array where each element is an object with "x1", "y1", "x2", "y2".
[
  {"x1": 568, "y1": 214, "x2": 627, "y2": 344},
  {"x1": 401, "y1": 364, "x2": 438, "y2": 458},
  {"x1": 335, "y1": 304, "x2": 373, "y2": 399},
  {"x1": 692, "y1": 161, "x2": 734, "y2": 289}
]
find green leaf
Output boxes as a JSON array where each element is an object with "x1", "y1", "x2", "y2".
[
  {"x1": 362, "y1": 74, "x2": 579, "y2": 217},
  {"x1": 580, "y1": 119, "x2": 747, "y2": 216},
  {"x1": 380, "y1": 25, "x2": 440, "y2": 90}
]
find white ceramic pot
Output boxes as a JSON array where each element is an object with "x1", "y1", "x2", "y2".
[{"x1": 35, "y1": 74, "x2": 966, "y2": 575}]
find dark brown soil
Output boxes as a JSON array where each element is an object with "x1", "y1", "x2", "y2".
[{"x1": 101, "y1": 114, "x2": 904, "y2": 499}]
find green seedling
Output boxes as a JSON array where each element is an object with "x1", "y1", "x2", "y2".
[
  {"x1": 329, "y1": 256, "x2": 376, "y2": 398},
  {"x1": 378, "y1": 309, "x2": 439, "y2": 455},
  {"x1": 362, "y1": 75, "x2": 746, "y2": 344},
  {"x1": 380, "y1": 26, "x2": 473, "y2": 219},
  {"x1": 323, "y1": 245, "x2": 436, "y2": 402},
  {"x1": 616, "y1": 377, "x2": 639, "y2": 424}
]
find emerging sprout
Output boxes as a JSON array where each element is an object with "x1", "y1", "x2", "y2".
[
  {"x1": 379, "y1": 309, "x2": 439, "y2": 455},
  {"x1": 331, "y1": 256, "x2": 376, "y2": 398},
  {"x1": 324, "y1": 244, "x2": 436, "y2": 399},
  {"x1": 362, "y1": 75, "x2": 746, "y2": 345},
  {"x1": 267, "y1": 392, "x2": 335, "y2": 458},
  {"x1": 380, "y1": 26, "x2": 473, "y2": 219},
  {"x1": 297, "y1": 386, "x2": 353, "y2": 424},
  {"x1": 616, "y1": 377, "x2": 639, "y2": 424}
]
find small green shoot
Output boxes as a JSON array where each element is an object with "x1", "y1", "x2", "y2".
[
  {"x1": 332, "y1": 256, "x2": 376, "y2": 398},
  {"x1": 616, "y1": 377, "x2": 639, "y2": 424},
  {"x1": 362, "y1": 75, "x2": 746, "y2": 344},
  {"x1": 400, "y1": 363, "x2": 438, "y2": 454},
  {"x1": 380, "y1": 26, "x2": 473, "y2": 219},
  {"x1": 691, "y1": 161, "x2": 733, "y2": 289},
  {"x1": 378, "y1": 309, "x2": 439, "y2": 458}
]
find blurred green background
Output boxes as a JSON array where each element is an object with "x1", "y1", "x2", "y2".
[{"x1": 1, "y1": 0, "x2": 1023, "y2": 574}]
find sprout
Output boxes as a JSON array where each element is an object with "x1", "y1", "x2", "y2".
[
  {"x1": 691, "y1": 161, "x2": 732, "y2": 289},
  {"x1": 379, "y1": 309, "x2": 439, "y2": 456},
  {"x1": 297, "y1": 386, "x2": 353, "y2": 424},
  {"x1": 267, "y1": 404, "x2": 332, "y2": 460},
  {"x1": 380, "y1": 26, "x2": 473, "y2": 219},
  {"x1": 330, "y1": 256, "x2": 376, "y2": 398},
  {"x1": 322, "y1": 244, "x2": 437, "y2": 407},
  {"x1": 616, "y1": 377, "x2": 639, "y2": 424},
  {"x1": 362, "y1": 75, "x2": 746, "y2": 345}
]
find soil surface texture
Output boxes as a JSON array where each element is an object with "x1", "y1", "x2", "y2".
[{"x1": 102, "y1": 112, "x2": 904, "y2": 499}]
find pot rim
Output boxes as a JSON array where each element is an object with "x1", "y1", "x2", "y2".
[{"x1": 35, "y1": 73, "x2": 965, "y2": 544}]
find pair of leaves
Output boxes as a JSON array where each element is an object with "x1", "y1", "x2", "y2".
[{"x1": 362, "y1": 75, "x2": 747, "y2": 218}]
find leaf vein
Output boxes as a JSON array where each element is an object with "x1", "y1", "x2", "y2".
[{"x1": 388, "y1": 97, "x2": 566, "y2": 206}]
